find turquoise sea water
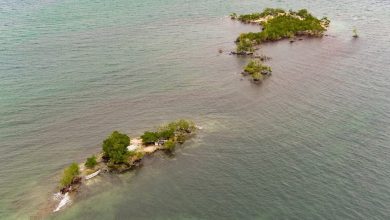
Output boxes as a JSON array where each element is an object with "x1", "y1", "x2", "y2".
[{"x1": 1, "y1": 0, "x2": 390, "y2": 219}]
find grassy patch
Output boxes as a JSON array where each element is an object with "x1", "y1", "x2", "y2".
[
  {"x1": 243, "y1": 60, "x2": 272, "y2": 82},
  {"x1": 60, "y1": 163, "x2": 79, "y2": 187}
]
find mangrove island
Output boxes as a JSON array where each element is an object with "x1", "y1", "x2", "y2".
[
  {"x1": 54, "y1": 119, "x2": 196, "y2": 212},
  {"x1": 230, "y1": 8, "x2": 330, "y2": 84}
]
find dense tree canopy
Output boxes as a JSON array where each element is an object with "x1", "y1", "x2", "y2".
[{"x1": 102, "y1": 131, "x2": 130, "y2": 164}]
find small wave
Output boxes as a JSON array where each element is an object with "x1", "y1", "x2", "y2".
[
  {"x1": 196, "y1": 125, "x2": 203, "y2": 130},
  {"x1": 52, "y1": 192, "x2": 63, "y2": 201},
  {"x1": 53, "y1": 192, "x2": 71, "y2": 212}
]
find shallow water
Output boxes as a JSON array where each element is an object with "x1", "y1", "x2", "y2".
[{"x1": 1, "y1": 0, "x2": 390, "y2": 219}]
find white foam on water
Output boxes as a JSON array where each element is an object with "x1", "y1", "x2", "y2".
[
  {"x1": 53, "y1": 192, "x2": 71, "y2": 212},
  {"x1": 196, "y1": 125, "x2": 203, "y2": 130},
  {"x1": 53, "y1": 192, "x2": 63, "y2": 201}
]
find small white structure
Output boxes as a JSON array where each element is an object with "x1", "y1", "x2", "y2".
[
  {"x1": 127, "y1": 144, "x2": 138, "y2": 151},
  {"x1": 85, "y1": 169, "x2": 101, "y2": 180}
]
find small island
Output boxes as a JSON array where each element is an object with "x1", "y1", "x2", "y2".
[
  {"x1": 242, "y1": 59, "x2": 272, "y2": 83},
  {"x1": 232, "y1": 8, "x2": 330, "y2": 53},
  {"x1": 54, "y1": 119, "x2": 196, "y2": 212},
  {"x1": 230, "y1": 8, "x2": 330, "y2": 84}
]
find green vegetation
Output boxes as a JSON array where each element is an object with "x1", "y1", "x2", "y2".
[
  {"x1": 237, "y1": 8, "x2": 286, "y2": 23},
  {"x1": 165, "y1": 119, "x2": 196, "y2": 133},
  {"x1": 85, "y1": 155, "x2": 97, "y2": 169},
  {"x1": 243, "y1": 60, "x2": 272, "y2": 82},
  {"x1": 230, "y1": 12, "x2": 238, "y2": 20},
  {"x1": 352, "y1": 28, "x2": 359, "y2": 38},
  {"x1": 164, "y1": 140, "x2": 176, "y2": 152},
  {"x1": 141, "y1": 131, "x2": 159, "y2": 145},
  {"x1": 56, "y1": 120, "x2": 197, "y2": 194},
  {"x1": 176, "y1": 134, "x2": 186, "y2": 144},
  {"x1": 238, "y1": 12, "x2": 262, "y2": 23},
  {"x1": 102, "y1": 131, "x2": 130, "y2": 164},
  {"x1": 261, "y1": 8, "x2": 286, "y2": 17},
  {"x1": 60, "y1": 163, "x2": 79, "y2": 187},
  {"x1": 321, "y1": 16, "x2": 330, "y2": 27},
  {"x1": 237, "y1": 38, "x2": 254, "y2": 53},
  {"x1": 157, "y1": 127, "x2": 175, "y2": 140},
  {"x1": 134, "y1": 151, "x2": 145, "y2": 160},
  {"x1": 234, "y1": 8, "x2": 330, "y2": 52},
  {"x1": 141, "y1": 119, "x2": 196, "y2": 148},
  {"x1": 141, "y1": 119, "x2": 195, "y2": 144},
  {"x1": 127, "y1": 151, "x2": 145, "y2": 161}
]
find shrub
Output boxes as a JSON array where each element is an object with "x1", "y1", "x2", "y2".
[
  {"x1": 167, "y1": 119, "x2": 196, "y2": 133},
  {"x1": 260, "y1": 8, "x2": 285, "y2": 17},
  {"x1": 238, "y1": 13, "x2": 262, "y2": 22},
  {"x1": 352, "y1": 28, "x2": 358, "y2": 38},
  {"x1": 237, "y1": 8, "x2": 286, "y2": 23},
  {"x1": 296, "y1": 9, "x2": 310, "y2": 18},
  {"x1": 141, "y1": 131, "x2": 159, "y2": 145},
  {"x1": 127, "y1": 150, "x2": 136, "y2": 157},
  {"x1": 102, "y1": 131, "x2": 130, "y2": 164},
  {"x1": 176, "y1": 134, "x2": 187, "y2": 144},
  {"x1": 230, "y1": 12, "x2": 238, "y2": 20},
  {"x1": 158, "y1": 128, "x2": 175, "y2": 140},
  {"x1": 85, "y1": 155, "x2": 97, "y2": 169},
  {"x1": 164, "y1": 140, "x2": 176, "y2": 152},
  {"x1": 251, "y1": 72, "x2": 262, "y2": 81},
  {"x1": 141, "y1": 120, "x2": 195, "y2": 146},
  {"x1": 258, "y1": 15, "x2": 325, "y2": 41},
  {"x1": 244, "y1": 60, "x2": 272, "y2": 81},
  {"x1": 237, "y1": 38, "x2": 254, "y2": 52},
  {"x1": 60, "y1": 163, "x2": 79, "y2": 187},
  {"x1": 321, "y1": 17, "x2": 330, "y2": 27},
  {"x1": 134, "y1": 151, "x2": 145, "y2": 160}
]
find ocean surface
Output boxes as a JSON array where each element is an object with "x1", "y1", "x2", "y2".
[{"x1": 1, "y1": 0, "x2": 390, "y2": 219}]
